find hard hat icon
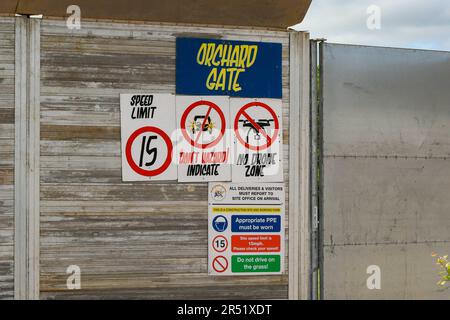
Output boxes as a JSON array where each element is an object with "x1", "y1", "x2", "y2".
[{"x1": 212, "y1": 215, "x2": 228, "y2": 232}]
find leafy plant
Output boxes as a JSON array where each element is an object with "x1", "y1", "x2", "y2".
[{"x1": 432, "y1": 252, "x2": 450, "y2": 287}]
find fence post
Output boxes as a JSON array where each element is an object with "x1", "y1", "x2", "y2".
[
  {"x1": 14, "y1": 15, "x2": 40, "y2": 300},
  {"x1": 288, "y1": 31, "x2": 311, "y2": 300}
]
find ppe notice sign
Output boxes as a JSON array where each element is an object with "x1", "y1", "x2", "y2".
[
  {"x1": 176, "y1": 96, "x2": 231, "y2": 182},
  {"x1": 231, "y1": 98, "x2": 283, "y2": 182},
  {"x1": 120, "y1": 94, "x2": 177, "y2": 181},
  {"x1": 208, "y1": 182, "x2": 285, "y2": 275}
]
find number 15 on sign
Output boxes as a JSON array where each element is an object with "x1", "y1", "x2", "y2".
[{"x1": 120, "y1": 94, "x2": 177, "y2": 181}]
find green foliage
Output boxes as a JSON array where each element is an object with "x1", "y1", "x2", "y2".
[{"x1": 432, "y1": 252, "x2": 450, "y2": 287}]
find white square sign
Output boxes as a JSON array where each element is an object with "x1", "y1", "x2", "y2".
[
  {"x1": 230, "y1": 98, "x2": 284, "y2": 182},
  {"x1": 176, "y1": 96, "x2": 231, "y2": 182},
  {"x1": 120, "y1": 93, "x2": 177, "y2": 181},
  {"x1": 208, "y1": 182, "x2": 285, "y2": 276}
]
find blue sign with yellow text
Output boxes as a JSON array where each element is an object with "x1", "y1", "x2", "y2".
[{"x1": 176, "y1": 38, "x2": 282, "y2": 98}]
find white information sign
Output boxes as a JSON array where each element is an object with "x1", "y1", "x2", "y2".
[
  {"x1": 176, "y1": 96, "x2": 231, "y2": 182},
  {"x1": 120, "y1": 93, "x2": 177, "y2": 181},
  {"x1": 208, "y1": 182, "x2": 285, "y2": 276},
  {"x1": 231, "y1": 98, "x2": 283, "y2": 182}
]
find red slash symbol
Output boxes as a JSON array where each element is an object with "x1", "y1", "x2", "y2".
[
  {"x1": 181, "y1": 100, "x2": 226, "y2": 149},
  {"x1": 212, "y1": 256, "x2": 228, "y2": 273},
  {"x1": 234, "y1": 101, "x2": 279, "y2": 152}
]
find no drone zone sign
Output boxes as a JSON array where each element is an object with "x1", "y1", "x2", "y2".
[
  {"x1": 231, "y1": 98, "x2": 283, "y2": 182},
  {"x1": 176, "y1": 95, "x2": 231, "y2": 182},
  {"x1": 120, "y1": 93, "x2": 177, "y2": 181}
]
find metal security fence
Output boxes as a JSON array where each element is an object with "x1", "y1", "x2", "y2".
[{"x1": 319, "y1": 43, "x2": 450, "y2": 299}]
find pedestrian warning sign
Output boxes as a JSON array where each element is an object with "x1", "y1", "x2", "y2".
[
  {"x1": 208, "y1": 182, "x2": 285, "y2": 276},
  {"x1": 120, "y1": 94, "x2": 177, "y2": 181},
  {"x1": 176, "y1": 96, "x2": 231, "y2": 182},
  {"x1": 231, "y1": 98, "x2": 283, "y2": 182}
]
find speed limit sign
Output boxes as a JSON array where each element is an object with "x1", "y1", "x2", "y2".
[
  {"x1": 120, "y1": 94, "x2": 177, "y2": 181},
  {"x1": 212, "y1": 235, "x2": 228, "y2": 253}
]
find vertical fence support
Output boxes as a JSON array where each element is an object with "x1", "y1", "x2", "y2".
[
  {"x1": 288, "y1": 31, "x2": 311, "y2": 300},
  {"x1": 317, "y1": 40, "x2": 325, "y2": 300},
  {"x1": 309, "y1": 40, "x2": 320, "y2": 300},
  {"x1": 14, "y1": 16, "x2": 40, "y2": 300}
]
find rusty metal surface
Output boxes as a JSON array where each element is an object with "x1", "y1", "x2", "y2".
[{"x1": 5, "y1": 0, "x2": 312, "y2": 29}]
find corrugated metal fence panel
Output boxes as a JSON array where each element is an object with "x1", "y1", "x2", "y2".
[
  {"x1": 39, "y1": 19, "x2": 290, "y2": 299},
  {"x1": 0, "y1": 17, "x2": 14, "y2": 300},
  {"x1": 322, "y1": 44, "x2": 450, "y2": 299}
]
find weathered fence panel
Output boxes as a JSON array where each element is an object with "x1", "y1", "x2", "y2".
[
  {"x1": 39, "y1": 19, "x2": 292, "y2": 299},
  {"x1": 0, "y1": 17, "x2": 15, "y2": 300}
]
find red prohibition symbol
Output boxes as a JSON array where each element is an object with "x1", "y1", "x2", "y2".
[
  {"x1": 212, "y1": 256, "x2": 229, "y2": 273},
  {"x1": 234, "y1": 101, "x2": 279, "y2": 151},
  {"x1": 180, "y1": 100, "x2": 226, "y2": 149},
  {"x1": 125, "y1": 126, "x2": 173, "y2": 177}
]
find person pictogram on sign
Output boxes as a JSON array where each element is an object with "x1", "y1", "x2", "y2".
[{"x1": 212, "y1": 215, "x2": 228, "y2": 232}]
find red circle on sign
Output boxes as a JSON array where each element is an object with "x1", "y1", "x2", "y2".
[
  {"x1": 180, "y1": 100, "x2": 226, "y2": 149},
  {"x1": 212, "y1": 256, "x2": 229, "y2": 273},
  {"x1": 212, "y1": 235, "x2": 228, "y2": 253},
  {"x1": 125, "y1": 126, "x2": 173, "y2": 177},
  {"x1": 234, "y1": 101, "x2": 279, "y2": 151}
]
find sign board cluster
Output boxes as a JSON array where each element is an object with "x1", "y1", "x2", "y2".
[
  {"x1": 120, "y1": 37, "x2": 285, "y2": 276},
  {"x1": 208, "y1": 183, "x2": 284, "y2": 275},
  {"x1": 121, "y1": 94, "x2": 282, "y2": 183}
]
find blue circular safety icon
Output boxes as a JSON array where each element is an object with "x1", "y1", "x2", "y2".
[{"x1": 212, "y1": 215, "x2": 228, "y2": 232}]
